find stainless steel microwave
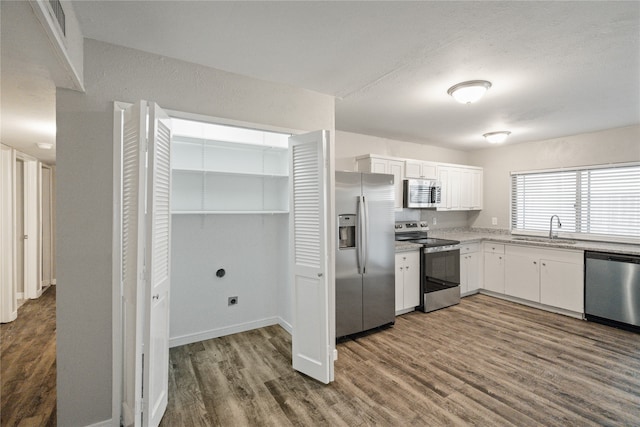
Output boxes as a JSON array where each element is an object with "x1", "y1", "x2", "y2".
[{"x1": 403, "y1": 179, "x2": 441, "y2": 208}]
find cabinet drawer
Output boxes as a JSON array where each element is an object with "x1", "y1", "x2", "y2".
[
  {"x1": 483, "y1": 242, "x2": 504, "y2": 254},
  {"x1": 460, "y1": 242, "x2": 480, "y2": 254}
]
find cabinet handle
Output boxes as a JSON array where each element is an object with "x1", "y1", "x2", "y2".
[
  {"x1": 403, "y1": 256, "x2": 406, "y2": 261},
  {"x1": 406, "y1": 266, "x2": 409, "y2": 270},
  {"x1": 542, "y1": 263, "x2": 546, "y2": 266},
  {"x1": 533, "y1": 261, "x2": 537, "y2": 265}
]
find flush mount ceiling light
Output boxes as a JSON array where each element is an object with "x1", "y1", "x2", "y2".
[
  {"x1": 483, "y1": 131, "x2": 511, "y2": 144},
  {"x1": 36, "y1": 142, "x2": 53, "y2": 150},
  {"x1": 447, "y1": 80, "x2": 492, "y2": 104}
]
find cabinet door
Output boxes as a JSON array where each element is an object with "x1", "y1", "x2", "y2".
[
  {"x1": 483, "y1": 252, "x2": 505, "y2": 293},
  {"x1": 421, "y1": 163, "x2": 438, "y2": 180},
  {"x1": 460, "y1": 255, "x2": 469, "y2": 294},
  {"x1": 470, "y1": 170, "x2": 483, "y2": 209},
  {"x1": 505, "y1": 253, "x2": 540, "y2": 301},
  {"x1": 540, "y1": 259, "x2": 584, "y2": 312},
  {"x1": 395, "y1": 253, "x2": 404, "y2": 312},
  {"x1": 388, "y1": 160, "x2": 405, "y2": 211},
  {"x1": 438, "y1": 167, "x2": 451, "y2": 209},
  {"x1": 460, "y1": 169, "x2": 472, "y2": 209},
  {"x1": 466, "y1": 252, "x2": 481, "y2": 293},
  {"x1": 403, "y1": 251, "x2": 420, "y2": 309},
  {"x1": 449, "y1": 168, "x2": 461, "y2": 210},
  {"x1": 404, "y1": 161, "x2": 422, "y2": 178},
  {"x1": 370, "y1": 158, "x2": 388, "y2": 174}
]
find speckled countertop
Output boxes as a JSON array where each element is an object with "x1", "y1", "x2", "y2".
[{"x1": 396, "y1": 228, "x2": 640, "y2": 256}]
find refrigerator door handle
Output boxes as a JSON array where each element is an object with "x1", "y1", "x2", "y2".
[
  {"x1": 357, "y1": 195, "x2": 366, "y2": 274},
  {"x1": 356, "y1": 196, "x2": 367, "y2": 274},
  {"x1": 362, "y1": 195, "x2": 369, "y2": 273}
]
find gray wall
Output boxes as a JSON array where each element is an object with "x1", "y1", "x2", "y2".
[
  {"x1": 56, "y1": 38, "x2": 334, "y2": 426},
  {"x1": 468, "y1": 125, "x2": 640, "y2": 230}
]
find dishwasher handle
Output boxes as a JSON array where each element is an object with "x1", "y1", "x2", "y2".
[{"x1": 585, "y1": 251, "x2": 640, "y2": 264}]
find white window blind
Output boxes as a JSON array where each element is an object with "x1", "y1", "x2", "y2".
[{"x1": 511, "y1": 163, "x2": 640, "y2": 240}]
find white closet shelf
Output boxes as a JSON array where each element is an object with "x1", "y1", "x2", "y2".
[
  {"x1": 172, "y1": 168, "x2": 288, "y2": 178},
  {"x1": 171, "y1": 210, "x2": 289, "y2": 215},
  {"x1": 172, "y1": 136, "x2": 288, "y2": 152}
]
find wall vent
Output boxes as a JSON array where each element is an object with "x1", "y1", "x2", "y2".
[{"x1": 48, "y1": 0, "x2": 66, "y2": 36}]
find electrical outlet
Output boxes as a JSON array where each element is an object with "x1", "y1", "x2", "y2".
[
  {"x1": 228, "y1": 296, "x2": 238, "y2": 306},
  {"x1": 433, "y1": 217, "x2": 437, "y2": 225},
  {"x1": 492, "y1": 217, "x2": 498, "y2": 226}
]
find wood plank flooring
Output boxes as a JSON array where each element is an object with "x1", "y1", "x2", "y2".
[
  {"x1": 162, "y1": 294, "x2": 640, "y2": 426},
  {"x1": 1, "y1": 286, "x2": 56, "y2": 427}
]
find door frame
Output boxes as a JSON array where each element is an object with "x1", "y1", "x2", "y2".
[
  {"x1": 0, "y1": 144, "x2": 18, "y2": 323},
  {"x1": 112, "y1": 102, "x2": 336, "y2": 424}
]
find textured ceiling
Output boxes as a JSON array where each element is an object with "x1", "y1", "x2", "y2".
[
  {"x1": 3, "y1": 1, "x2": 639, "y2": 163},
  {"x1": 72, "y1": 1, "x2": 640, "y2": 150}
]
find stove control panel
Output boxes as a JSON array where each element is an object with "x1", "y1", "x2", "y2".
[{"x1": 395, "y1": 221, "x2": 430, "y2": 233}]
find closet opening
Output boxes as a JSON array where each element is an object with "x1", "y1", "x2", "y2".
[{"x1": 169, "y1": 117, "x2": 294, "y2": 346}]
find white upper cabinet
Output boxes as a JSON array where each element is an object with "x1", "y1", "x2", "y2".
[
  {"x1": 405, "y1": 160, "x2": 438, "y2": 179},
  {"x1": 356, "y1": 154, "x2": 482, "y2": 212},
  {"x1": 438, "y1": 165, "x2": 482, "y2": 211},
  {"x1": 357, "y1": 156, "x2": 404, "y2": 211}
]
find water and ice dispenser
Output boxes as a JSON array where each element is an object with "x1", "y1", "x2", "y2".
[{"x1": 338, "y1": 214, "x2": 356, "y2": 249}]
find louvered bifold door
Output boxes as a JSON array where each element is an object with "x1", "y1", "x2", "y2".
[
  {"x1": 143, "y1": 103, "x2": 172, "y2": 427},
  {"x1": 289, "y1": 130, "x2": 332, "y2": 384},
  {"x1": 121, "y1": 101, "x2": 147, "y2": 427}
]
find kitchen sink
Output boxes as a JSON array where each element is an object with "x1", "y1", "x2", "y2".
[{"x1": 512, "y1": 237, "x2": 577, "y2": 245}]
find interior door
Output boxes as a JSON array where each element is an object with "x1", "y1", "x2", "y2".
[
  {"x1": 120, "y1": 100, "x2": 172, "y2": 427},
  {"x1": 121, "y1": 101, "x2": 147, "y2": 426},
  {"x1": 143, "y1": 103, "x2": 172, "y2": 426},
  {"x1": 23, "y1": 159, "x2": 40, "y2": 299},
  {"x1": 289, "y1": 130, "x2": 333, "y2": 384}
]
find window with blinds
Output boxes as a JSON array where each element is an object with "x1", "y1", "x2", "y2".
[{"x1": 511, "y1": 163, "x2": 640, "y2": 240}]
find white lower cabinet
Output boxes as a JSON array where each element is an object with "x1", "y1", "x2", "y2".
[
  {"x1": 500, "y1": 244, "x2": 583, "y2": 313},
  {"x1": 505, "y1": 246, "x2": 541, "y2": 301},
  {"x1": 540, "y1": 257, "x2": 584, "y2": 312},
  {"x1": 395, "y1": 251, "x2": 420, "y2": 314},
  {"x1": 483, "y1": 243, "x2": 505, "y2": 293},
  {"x1": 460, "y1": 243, "x2": 481, "y2": 295}
]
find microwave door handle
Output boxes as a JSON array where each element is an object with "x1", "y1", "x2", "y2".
[{"x1": 357, "y1": 196, "x2": 364, "y2": 274}]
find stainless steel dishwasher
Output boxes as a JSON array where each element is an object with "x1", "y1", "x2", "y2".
[{"x1": 585, "y1": 251, "x2": 640, "y2": 331}]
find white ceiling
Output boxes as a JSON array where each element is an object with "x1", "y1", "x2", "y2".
[
  {"x1": 1, "y1": 1, "x2": 63, "y2": 164},
  {"x1": 3, "y1": 1, "x2": 639, "y2": 163}
]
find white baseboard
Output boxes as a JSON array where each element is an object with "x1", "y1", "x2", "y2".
[
  {"x1": 169, "y1": 317, "x2": 280, "y2": 348},
  {"x1": 51, "y1": 279, "x2": 56, "y2": 285},
  {"x1": 278, "y1": 317, "x2": 293, "y2": 335},
  {"x1": 85, "y1": 419, "x2": 111, "y2": 427},
  {"x1": 41, "y1": 280, "x2": 51, "y2": 287},
  {"x1": 16, "y1": 292, "x2": 24, "y2": 300},
  {"x1": 479, "y1": 290, "x2": 584, "y2": 319}
]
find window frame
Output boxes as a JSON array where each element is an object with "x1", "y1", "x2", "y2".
[{"x1": 509, "y1": 161, "x2": 640, "y2": 244}]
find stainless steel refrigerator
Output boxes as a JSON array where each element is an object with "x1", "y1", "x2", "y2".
[{"x1": 335, "y1": 171, "x2": 395, "y2": 338}]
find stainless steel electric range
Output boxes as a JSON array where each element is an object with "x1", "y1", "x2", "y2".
[{"x1": 395, "y1": 221, "x2": 461, "y2": 312}]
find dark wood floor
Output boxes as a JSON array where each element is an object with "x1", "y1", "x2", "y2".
[
  {"x1": 0, "y1": 286, "x2": 56, "y2": 427},
  {"x1": 162, "y1": 294, "x2": 640, "y2": 426},
  {"x1": 2, "y1": 291, "x2": 639, "y2": 426}
]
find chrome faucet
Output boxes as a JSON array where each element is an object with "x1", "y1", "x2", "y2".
[{"x1": 549, "y1": 215, "x2": 561, "y2": 239}]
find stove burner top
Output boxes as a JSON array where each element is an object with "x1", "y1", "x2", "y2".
[{"x1": 395, "y1": 233, "x2": 460, "y2": 248}]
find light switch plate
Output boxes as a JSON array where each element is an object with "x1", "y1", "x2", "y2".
[{"x1": 492, "y1": 217, "x2": 498, "y2": 225}]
